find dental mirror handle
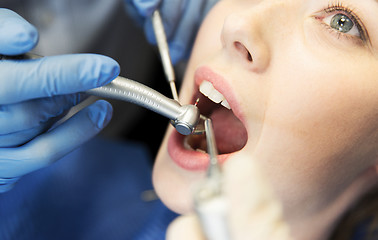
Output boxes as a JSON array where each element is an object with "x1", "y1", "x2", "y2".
[
  {"x1": 151, "y1": 10, "x2": 179, "y2": 102},
  {"x1": 0, "y1": 53, "x2": 199, "y2": 135},
  {"x1": 194, "y1": 119, "x2": 231, "y2": 240}
]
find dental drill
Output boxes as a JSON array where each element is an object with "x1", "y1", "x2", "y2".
[
  {"x1": 194, "y1": 118, "x2": 231, "y2": 240},
  {"x1": 88, "y1": 76, "x2": 199, "y2": 135},
  {"x1": 0, "y1": 53, "x2": 200, "y2": 136}
]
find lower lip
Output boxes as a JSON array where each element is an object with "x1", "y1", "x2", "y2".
[{"x1": 168, "y1": 130, "x2": 230, "y2": 171}]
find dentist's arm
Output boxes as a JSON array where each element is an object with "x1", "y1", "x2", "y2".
[
  {"x1": 0, "y1": 8, "x2": 120, "y2": 192},
  {"x1": 166, "y1": 153, "x2": 293, "y2": 240},
  {"x1": 125, "y1": 0, "x2": 219, "y2": 64}
]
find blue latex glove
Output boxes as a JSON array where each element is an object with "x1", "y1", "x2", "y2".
[
  {"x1": 125, "y1": 0, "x2": 219, "y2": 64},
  {"x1": 0, "y1": 9, "x2": 120, "y2": 193}
]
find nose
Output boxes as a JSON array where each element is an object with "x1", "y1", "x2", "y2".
[{"x1": 221, "y1": 0, "x2": 288, "y2": 72}]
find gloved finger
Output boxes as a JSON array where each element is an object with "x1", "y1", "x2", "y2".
[
  {"x1": 166, "y1": 214, "x2": 206, "y2": 240},
  {"x1": 167, "y1": 0, "x2": 206, "y2": 64},
  {"x1": 132, "y1": 0, "x2": 161, "y2": 17},
  {"x1": 143, "y1": 0, "x2": 184, "y2": 44},
  {"x1": 0, "y1": 94, "x2": 82, "y2": 135},
  {"x1": 0, "y1": 116, "x2": 56, "y2": 148},
  {"x1": 0, "y1": 54, "x2": 120, "y2": 105},
  {"x1": 0, "y1": 100, "x2": 112, "y2": 178},
  {"x1": 0, "y1": 94, "x2": 82, "y2": 147},
  {"x1": 0, "y1": 176, "x2": 20, "y2": 193},
  {"x1": 0, "y1": 8, "x2": 38, "y2": 55}
]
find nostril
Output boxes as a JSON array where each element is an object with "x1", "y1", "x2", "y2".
[
  {"x1": 247, "y1": 51, "x2": 253, "y2": 62},
  {"x1": 234, "y1": 41, "x2": 253, "y2": 62}
]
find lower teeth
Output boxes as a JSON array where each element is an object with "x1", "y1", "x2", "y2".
[
  {"x1": 184, "y1": 136, "x2": 207, "y2": 153},
  {"x1": 195, "y1": 148, "x2": 206, "y2": 154}
]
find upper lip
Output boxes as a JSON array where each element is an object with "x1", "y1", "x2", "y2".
[{"x1": 193, "y1": 65, "x2": 245, "y2": 125}]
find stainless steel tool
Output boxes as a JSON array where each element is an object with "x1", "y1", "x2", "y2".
[
  {"x1": 194, "y1": 118, "x2": 230, "y2": 240},
  {"x1": 87, "y1": 75, "x2": 199, "y2": 135},
  {"x1": 151, "y1": 10, "x2": 179, "y2": 102}
]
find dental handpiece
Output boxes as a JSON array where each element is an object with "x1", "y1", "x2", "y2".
[
  {"x1": 194, "y1": 118, "x2": 231, "y2": 240},
  {"x1": 0, "y1": 53, "x2": 200, "y2": 135},
  {"x1": 87, "y1": 76, "x2": 199, "y2": 135}
]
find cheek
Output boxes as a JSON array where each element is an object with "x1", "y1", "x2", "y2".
[
  {"x1": 243, "y1": 32, "x2": 378, "y2": 158},
  {"x1": 152, "y1": 132, "x2": 191, "y2": 213},
  {"x1": 152, "y1": 129, "x2": 206, "y2": 214},
  {"x1": 248, "y1": 53, "x2": 378, "y2": 191}
]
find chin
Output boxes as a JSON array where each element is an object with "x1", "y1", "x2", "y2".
[{"x1": 152, "y1": 65, "x2": 249, "y2": 214}]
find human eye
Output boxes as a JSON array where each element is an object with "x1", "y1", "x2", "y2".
[{"x1": 314, "y1": 2, "x2": 370, "y2": 45}]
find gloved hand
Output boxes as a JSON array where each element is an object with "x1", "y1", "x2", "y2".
[
  {"x1": 166, "y1": 153, "x2": 293, "y2": 240},
  {"x1": 0, "y1": 9, "x2": 120, "y2": 193},
  {"x1": 125, "y1": 0, "x2": 219, "y2": 64}
]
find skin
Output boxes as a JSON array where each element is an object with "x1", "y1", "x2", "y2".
[
  {"x1": 153, "y1": 0, "x2": 378, "y2": 239},
  {"x1": 166, "y1": 153, "x2": 292, "y2": 240}
]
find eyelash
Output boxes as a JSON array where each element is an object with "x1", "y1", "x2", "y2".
[{"x1": 320, "y1": 2, "x2": 369, "y2": 44}]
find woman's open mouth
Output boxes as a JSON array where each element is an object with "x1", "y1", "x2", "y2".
[{"x1": 168, "y1": 66, "x2": 248, "y2": 170}]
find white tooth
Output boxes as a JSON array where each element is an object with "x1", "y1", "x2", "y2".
[
  {"x1": 199, "y1": 81, "x2": 213, "y2": 97},
  {"x1": 208, "y1": 89, "x2": 224, "y2": 103},
  {"x1": 199, "y1": 80, "x2": 231, "y2": 108},
  {"x1": 221, "y1": 99, "x2": 231, "y2": 109},
  {"x1": 195, "y1": 148, "x2": 207, "y2": 154}
]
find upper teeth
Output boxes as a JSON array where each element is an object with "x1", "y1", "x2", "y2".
[{"x1": 199, "y1": 81, "x2": 231, "y2": 109}]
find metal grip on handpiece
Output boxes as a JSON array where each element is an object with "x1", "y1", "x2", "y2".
[
  {"x1": 87, "y1": 76, "x2": 199, "y2": 135},
  {"x1": 0, "y1": 53, "x2": 200, "y2": 135},
  {"x1": 194, "y1": 119, "x2": 231, "y2": 240}
]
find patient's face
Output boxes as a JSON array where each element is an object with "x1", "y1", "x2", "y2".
[{"x1": 153, "y1": 0, "x2": 378, "y2": 216}]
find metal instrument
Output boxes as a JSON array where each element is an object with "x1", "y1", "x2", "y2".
[
  {"x1": 88, "y1": 76, "x2": 199, "y2": 135},
  {"x1": 194, "y1": 118, "x2": 230, "y2": 240},
  {"x1": 151, "y1": 10, "x2": 206, "y2": 135},
  {"x1": 151, "y1": 10, "x2": 179, "y2": 102}
]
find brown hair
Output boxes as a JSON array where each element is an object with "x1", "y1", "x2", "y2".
[{"x1": 330, "y1": 186, "x2": 378, "y2": 240}]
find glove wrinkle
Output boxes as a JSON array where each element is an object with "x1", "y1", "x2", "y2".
[
  {"x1": 0, "y1": 116, "x2": 58, "y2": 148},
  {"x1": 0, "y1": 94, "x2": 81, "y2": 135}
]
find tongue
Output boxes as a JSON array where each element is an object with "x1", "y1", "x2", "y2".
[{"x1": 210, "y1": 107, "x2": 247, "y2": 154}]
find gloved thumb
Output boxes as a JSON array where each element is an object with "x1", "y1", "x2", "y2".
[
  {"x1": 0, "y1": 8, "x2": 38, "y2": 55},
  {"x1": 0, "y1": 100, "x2": 113, "y2": 178},
  {"x1": 132, "y1": 0, "x2": 161, "y2": 17}
]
